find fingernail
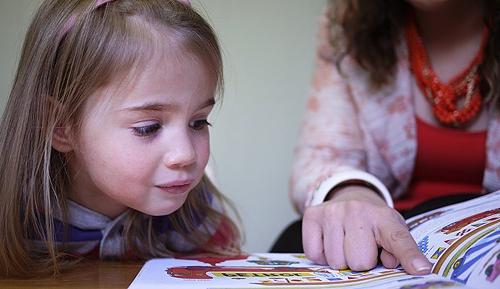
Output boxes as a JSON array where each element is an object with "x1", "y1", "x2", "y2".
[{"x1": 412, "y1": 258, "x2": 431, "y2": 274}]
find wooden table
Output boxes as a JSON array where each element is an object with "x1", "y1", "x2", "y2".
[{"x1": 0, "y1": 261, "x2": 143, "y2": 289}]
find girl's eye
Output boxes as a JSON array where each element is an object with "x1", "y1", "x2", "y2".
[
  {"x1": 189, "y1": 119, "x2": 212, "y2": 130},
  {"x1": 131, "y1": 123, "x2": 162, "y2": 137}
]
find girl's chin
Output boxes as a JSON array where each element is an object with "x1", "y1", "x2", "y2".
[{"x1": 141, "y1": 202, "x2": 185, "y2": 217}]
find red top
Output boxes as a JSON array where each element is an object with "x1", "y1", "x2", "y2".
[{"x1": 395, "y1": 117, "x2": 486, "y2": 211}]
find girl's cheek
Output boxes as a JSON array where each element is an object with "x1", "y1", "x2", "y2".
[{"x1": 197, "y1": 138, "x2": 210, "y2": 164}]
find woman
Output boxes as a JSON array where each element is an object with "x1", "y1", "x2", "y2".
[{"x1": 279, "y1": 0, "x2": 500, "y2": 275}]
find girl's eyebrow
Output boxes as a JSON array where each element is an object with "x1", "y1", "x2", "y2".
[
  {"x1": 201, "y1": 98, "x2": 216, "y2": 109},
  {"x1": 122, "y1": 103, "x2": 172, "y2": 112},
  {"x1": 120, "y1": 98, "x2": 215, "y2": 112}
]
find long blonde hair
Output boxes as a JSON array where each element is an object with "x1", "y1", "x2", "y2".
[{"x1": 0, "y1": 0, "x2": 240, "y2": 277}]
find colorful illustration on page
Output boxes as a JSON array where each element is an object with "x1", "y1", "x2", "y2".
[
  {"x1": 423, "y1": 208, "x2": 500, "y2": 287},
  {"x1": 165, "y1": 255, "x2": 407, "y2": 287}
]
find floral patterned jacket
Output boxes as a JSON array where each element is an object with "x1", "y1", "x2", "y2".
[{"x1": 290, "y1": 9, "x2": 500, "y2": 213}]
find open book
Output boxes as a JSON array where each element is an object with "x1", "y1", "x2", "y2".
[{"x1": 129, "y1": 191, "x2": 500, "y2": 289}]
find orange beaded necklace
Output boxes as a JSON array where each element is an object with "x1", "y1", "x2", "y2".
[{"x1": 406, "y1": 18, "x2": 489, "y2": 128}]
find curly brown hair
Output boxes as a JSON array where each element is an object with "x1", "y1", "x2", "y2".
[{"x1": 329, "y1": 0, "x2": 500, "y2": 107}]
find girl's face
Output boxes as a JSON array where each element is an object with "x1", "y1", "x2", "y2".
[{"x1": 67, "y1": 48, "x2": 215, "y2": 218}]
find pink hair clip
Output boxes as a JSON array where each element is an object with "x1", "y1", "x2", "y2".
[{"x1": 95, "y1": 0, "x2": 115, "y2": 5}]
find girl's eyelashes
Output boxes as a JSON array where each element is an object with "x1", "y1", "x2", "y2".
[
  {"x1": 189, "y1": 119, "x2": 212, "y2": 130},
  {"x1": 131, "y1": 122, "x2": 162, "y2": 137},
  {"x1": 130, "y1": 118, "x2": 211, "y2": 137}
]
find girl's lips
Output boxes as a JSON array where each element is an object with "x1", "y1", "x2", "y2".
[{"x1": 156, "y1": 181, "x2": 193, "y2": 195}]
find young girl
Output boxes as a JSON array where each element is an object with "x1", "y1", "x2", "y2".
[{"x1": 0, "y1": 0, "x2": 240, "y2": 277}]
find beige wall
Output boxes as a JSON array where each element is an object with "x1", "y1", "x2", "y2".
[
  {"x1": 0, "y1": 0, "x2": 326, "y2": 253},
  {"x1": 0, "y1": 0, "x2": 42, "y2": 109}
]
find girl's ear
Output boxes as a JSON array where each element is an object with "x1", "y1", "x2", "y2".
[
  {"x1": 52, "y1": 125, "x2": 75, "y2": 153},
  {"x1": 49, "y1": 96, "x2": 75, "y2": 153}
]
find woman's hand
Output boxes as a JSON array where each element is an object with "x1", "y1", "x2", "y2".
[{"x1": 302, "y1": 185, "x2": 432, "y2": 274}]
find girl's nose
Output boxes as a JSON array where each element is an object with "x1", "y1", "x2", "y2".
[{"x1": 163, "y1": 132, "x2": 196, "y2": 169}]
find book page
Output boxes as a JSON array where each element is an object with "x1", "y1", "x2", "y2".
[
  {"x1": 129, "y1": 253, "x2": 467, "y2": 288},
  {"x1": 407, "y1": 191, "x2": 500, "y2": 289}
]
